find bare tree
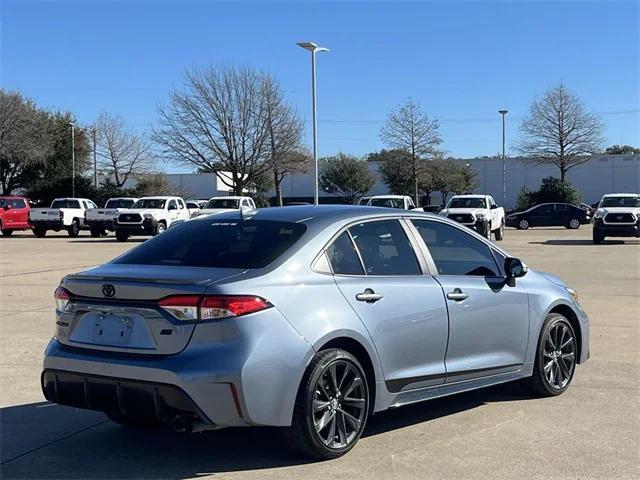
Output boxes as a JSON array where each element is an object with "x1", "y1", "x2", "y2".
[
  {"x1": 380, "y1": 98, "x2": 442, "y2": 205},
  {"x1": 153, "y1": 65, "x2": 273, "y2": 195},
  {"x1": 517, "y1": 83, "x2": 604, "y2": 182},
  {"x1": 95, "y1": 112, "x2": 154, "y2": 188},
  {"x1": 0, "y1": 90, "x2": 52, "y2": 194},
  {"x1": 262, "y1": 76, "x2": 309, "y2": 206}
]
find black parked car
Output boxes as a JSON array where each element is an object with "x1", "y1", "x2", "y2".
[{"x1": 505, "y1": 203, "x2": 590, "y2": 230}]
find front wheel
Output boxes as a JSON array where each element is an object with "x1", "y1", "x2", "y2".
[
  {"x1": 521, "y1": 313, "x2": 577, "y2": 397},
  {"x1": 115, "y1": 231, "x2": 129, "y2": 242},
  {"x1": 153, "y1": 222, "x2": 166, "y2": 236},
  {"x1": 1, "y1": 229, "x2": 13, "y2": 237},
  {"x1": 67, "y1": 220, "x2": 80, "y2": 237},
  {"x1": 517, "y1": 219, "x2": 530, "y2": 230},
  {"x1": 494, "y1": 222, "x2": 504, "y2": 241},
  {"x1": 593, "y1": 229, "x2": 605, "y2": 244},
  {"x1": 567, "y1": 218, "x2": 581, "y2": 230},
  {"x1": 284, "y1": 348, "x2": 369, "y2": 459}
]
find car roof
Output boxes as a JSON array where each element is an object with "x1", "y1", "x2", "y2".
[
  {"x1": 368, "y1": 195, "x2": 408, "y2": 199},
  {"x1": 602, "y1": 193, "x2": 639, "y2": 197},
  {"x1": 450, "y1": 194, "x2": 487, "y2": 198},
  {"x1": 53, "y1": 197, "x2": 93, "y2": 202},
  {"x1": 207, "y1": 196, "x2": 248, "y2": 200},
  {"x1": 138, "y1": 196, "x2": 179, "y2": 200},
  {"x1": 107, "y1": 197, "x2": 137, "y2": 201}
]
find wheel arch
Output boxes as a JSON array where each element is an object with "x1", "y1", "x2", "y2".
[
  {"x1": 316, "y1": 336, "x2": 378, "y2": 414},
  {"x1": 547, "y1": 303, "x2": 583, "y2": 364}
]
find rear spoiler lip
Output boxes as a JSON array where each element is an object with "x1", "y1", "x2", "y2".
[{"x1": 63, "y1": 269, "x2": 249, "y2": 286}]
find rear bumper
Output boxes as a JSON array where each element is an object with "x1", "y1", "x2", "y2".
[
  {"x1": 86, "y1": 219, "x2": 114, "y2": 230},
  {"x1": 42, "y1": 307, "x2": 314, "y2": 428},
  {"x1": 31, "y1": 220, "x2": 65, "y2": 230}
]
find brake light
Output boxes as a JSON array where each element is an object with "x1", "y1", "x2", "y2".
[
  {"x1": 54, "y1": 286, "x2": 71, "y2": 311},
  {"x1": 59, "y1": 210, "x2": 64, "y2": 220},
  {"x1": 158, "y1": 295, "x2": 271, "y2": 321}
]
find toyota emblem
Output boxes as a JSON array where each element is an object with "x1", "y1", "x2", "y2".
[{"x1": 102, "y1": 284, "x2": 116, "y2": 298}]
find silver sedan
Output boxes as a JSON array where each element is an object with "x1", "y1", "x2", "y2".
[{"x1": 42, "y1": 205, "x2": 589, "y2": 458}]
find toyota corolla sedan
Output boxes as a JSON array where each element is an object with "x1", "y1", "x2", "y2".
[{"x1": 42, "y1": 206, "x2": 589, "y2": 459}]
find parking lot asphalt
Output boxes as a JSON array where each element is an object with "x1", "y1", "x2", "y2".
[{"x1": 0, "y1": 227, "x2": 638, "y2": 480}]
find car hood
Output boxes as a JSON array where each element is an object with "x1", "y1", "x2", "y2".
[
  {"x1": 196, "y1": 208, "x2": 237, "y2": 215},
  {"x1": 537, "y1": 270, "x2": 568, "y2": 288},
  {"x1": 442, "y1": 208, "x2": 485, "y2": 215},
  {"x1": 597, "y1": 207, "x2": 640, "y2": 215},
  {"x1": 117, "y1": 208, "x2": 163, "y2": 216}
]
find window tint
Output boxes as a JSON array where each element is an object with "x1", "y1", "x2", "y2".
[
  {"x1": 168, "y1": 200, "x2": 177, "y2": 210},
  {"x1": 51, "y1": 200, "x2": 80, "y2": 209},
  {"x1": 178, "y1": 199, "x2": 185, "y2": 209},
  {"x1": 368, "y1": 198, "x2": 405, "y2": 209},
  {"x1": 327, "y1": 232, "x2": 364, "y2": 275},
  {"x1": 206, "y1": 198, "x2": 240, "y2": 209},
  {"x1": 533, "y1": 205, "x2": 554, "y2": 215},
  {"x1": 105, "y1": 199, "x2": 135, "y2": 209},
  {"x1": 411, "y1": 220, "x2": 499, "y2": 276},
  {"x1": 447, "y1": 197, "x2": 487, "y2": 209},
  {"x1": 349, "y1": 220, "x2": 421, "y2": 275},
  {"x1": 132, "y1": 199, "x2": 166, "y2": 209},
  {"x1": 12, "y1": 199, "x2": 26, "y2": 208},
  {"x1": 114, "y1": 219, "x2": 306, "y2": 269},
  {"x1": 556, "y1": 204, "x2": 570, "y2": 213}
]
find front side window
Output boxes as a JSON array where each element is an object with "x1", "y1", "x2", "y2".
[
  {"x1": 348, "y1": 220, "x2": 421, "y2": 275},
  {"x1": 326, "y1": 232, "x2": 364, "y2": 275},
  {"x1": 114, "y1": 220, "x2": 306, "y2": 269},
  {"x1": 168, "y1": 200, "x2": 177, "y2": 210},
  {"x1": 411, "y1": 220, "x2": 499, "y2": 276}
]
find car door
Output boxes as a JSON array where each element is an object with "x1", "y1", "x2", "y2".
[
  {"x1": 329, "y1": 219, "x2": 449, "y2": 392},
  {"x1": 528, "y1": 204, "x2": 554, "y2": 226},
  {"x1": 12, "y1": 198, "x2": 29, "y2": 227},
  {"x1": 409, "y1": 218, "x2": 529, "y2": 382}
]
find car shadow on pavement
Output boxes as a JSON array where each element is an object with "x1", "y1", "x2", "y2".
[
  {"x1": 1, "y1": 383, "x2": 529, "y2": 479},
  {"x1": 69, "y1": 239, "x2": 146, "y2": 244},
  {"x1": 529, "y1": 239, "x2": 628, "y2": 246}
]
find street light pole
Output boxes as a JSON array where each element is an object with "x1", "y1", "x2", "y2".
[
  {"x1": 69, "y1": 122, "x2": 76, "y2": 197},
  {"x1": 498, "y1": 110, "x2": 508, "y2": 206},
  {"x1": 92, "y1": 127, "x2": 98, "y2": 188},
  {"x1": 297, "y1": 41, "x2": 329, "y2": 206}
]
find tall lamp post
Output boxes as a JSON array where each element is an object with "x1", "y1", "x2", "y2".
[
  {"x1": 69, "y1": 122, "x2": 76, "y2": 197},
  {"x1": 498, "y1": 110, "x2": 508, "y2": 206},
  {"x1": 297, "y1": 41, "x2": 329, "y2": 206}
]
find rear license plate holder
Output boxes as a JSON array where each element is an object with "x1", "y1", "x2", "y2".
[{"x1": 92, "y1": 314, "x2": 134, "y2": 345}]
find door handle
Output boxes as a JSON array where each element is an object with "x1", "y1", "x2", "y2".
[
  {"x1": 356, "y1": 288, "x2": 383, "y2": 303},
  {"x1": 447, "y1": 288, "x2": 468, "y2": 301}
]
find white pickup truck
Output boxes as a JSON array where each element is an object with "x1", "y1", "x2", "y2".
[
  {"x1": 30, "y1": 198, "x2": 97, "y2": 238},
  {"x1": 113, "y1": 196, "x2": 190, "y2": 242},
  {"x1": 365, "y1": 195, "x2": 416, "y2": 209},
  {"x1": 84, "y1": 197, "x2": 138, "y2": 237},
  {"x1": 439, "y1": 194, "x2": 505, "y2": 240},
  {"x1": 192, "y1": 196, "x2": 256, "y2": 218},
  {"x1": 592, "y1": 193, "x2": 640, "y2": 244}
]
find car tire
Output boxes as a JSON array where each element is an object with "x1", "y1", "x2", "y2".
[
  {"x1": 494, "y1": 222, "x2": 504, "y2": 241},
  {"x1": 592, "y1": 229, "x2": 605, "y2": 244},
  {"x1": 567, "y1": 218, "x2": 581, "y2": 230},
  {"x1": 284, "y1": 348, "x2": 370, "y2": 459},
  {"x1": 67, "y1": 219, "x2": 80, "y2": 237},
  {"x1": 521, "y1": 313, "x2": 577, "y2": 397},
  {"x1": 115, "y1": 231, "x2": 129, "y2": 242},
  {"x1": 517, "y1": 219, "x2": 530, "y2": 230},
  {"x1": 1, "y1": 229, "x2": 13, "y2": 237},
  {"x1": 153, "y1": 222, "x2": 166, "y2": 236},
  {"x1": 105, "y1": 411, "x2": 160, "y2": 428},
  {"x1": 33, "y1": 227, "x2": 47, "y2": 238}
]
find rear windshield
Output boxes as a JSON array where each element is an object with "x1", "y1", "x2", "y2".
[
  {"x1": 51, "y1": 200, "x2": 80, "y2": 209},
  {"x1": 447, "y1": 198, "x2": 486, "y2": 209},
  {"x1": 105, "y1": 199, "x2": 135, "y2": 209},
  {"x1": 600, "y1": 196, "x2": 640, "y2": 208},
  {"x1": 368, "y1": 198, "x2": 404, "y2": 209},
  {"x1": 132, "y1": 199, "x2": 166, "y2": 209},
  {"x1": 206, "y1": 198, "x2": 239, "y2": 209},
  {"x1": 113, "y1": 219, "x2": 307, "y2": 269}
]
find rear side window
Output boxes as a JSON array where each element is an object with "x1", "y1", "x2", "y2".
[
  {"x1": 113, "y1": 219, "x2": 306, "y2": 269},
  {"x1": 411, "y1": 220, "x2": 499, "y2": 276},
  {"x1": 348, "y1": 220, "x2": 421, "y2": 275},
  {"x1": 51, "y1": 200, "x2": 80, "y2": 209},
  {"x1": 327, "y1": 232, "x2": 364, "y2": 275}
]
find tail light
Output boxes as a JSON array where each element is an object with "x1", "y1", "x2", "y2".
[
  {"x1": 59, "y1": 210, "x2": 64, "y2": 220},
  {"x1": 158, "y1": 295, "x2": 271, "y2": 321},
  {"x1": 54, "y1": 286, "x2": 71, "y2": 311}
]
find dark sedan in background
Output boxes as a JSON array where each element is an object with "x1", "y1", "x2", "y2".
[{"x1": 506, "y1": 203, "x2": 590, "y2": 230}]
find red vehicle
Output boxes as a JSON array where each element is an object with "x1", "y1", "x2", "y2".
[{"x1": 0, "y1": 196, "x2": 32, "y2": 236}]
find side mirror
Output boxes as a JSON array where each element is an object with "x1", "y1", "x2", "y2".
[
  {"x1": 504, "y1": 257, "x2": 527, "y2": 286},
  {"x1": 2, "y1": 205, "x2": 9, "y2": 211},
  {"x1": 168, "y1": 205, "x2": 177, "y2": 211}
]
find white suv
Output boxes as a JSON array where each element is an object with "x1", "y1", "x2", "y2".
[{"x1": 113, "y1": 196, "x2": 190, "y2": 242}]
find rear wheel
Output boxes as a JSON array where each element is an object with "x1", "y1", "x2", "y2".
[
  {"x1": 67, "y1": 219, "x2": 80, "y2": 237},
  {"x1": 567, "y1": 218, "x2": 581, "y2": 230},
  {"x1": 284, "y1": 348, "x2": 369, "y2": 459},
  {"x1": 33, "y1": 227, "x2": 47, "y2": 238},
  {"x1": 1, "y1": 229, "x2": 13, "y2": 237},
  {"x1": 517, "y1": 219, "x2": 530, "y2": 230},
  {"x1": 521, "y1": 313, "x2": 577, "y2": 397},
  {"x1": 115, "y1": 231, "x2": 129, "y2": 242},
  {"x1": 593, "y1": 228, "x2": 605, "y2": 244}
]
